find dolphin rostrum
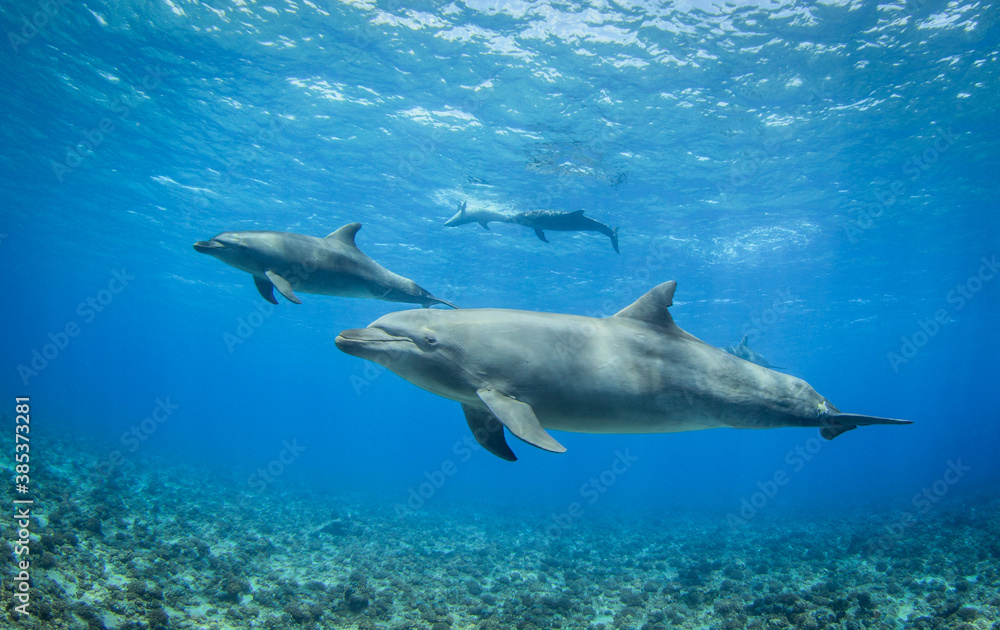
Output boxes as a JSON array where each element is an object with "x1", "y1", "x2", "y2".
[
  {"x1": 335, "y1": 281, "x2": 910, "y2": 461},
  {"x1": 444, "y1": 202, "x2": 513, "y2": 230},
  {"x1": 194, "y1": 224, "x2": 457, "y2": 308},
  {"x1": 721, "y1": 335, "x2": 785, "y2": 370},
  {"x1": 510, "y1": 209, "x2": 619, "y2": 253}
]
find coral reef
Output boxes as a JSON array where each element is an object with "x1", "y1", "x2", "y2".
[{"x1": 1, "y1": 433, "x2": 998, "y2": 629}]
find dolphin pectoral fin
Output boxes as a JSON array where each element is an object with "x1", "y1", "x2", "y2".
[
  {"x1": 479, "y1": 221, "x2": 491, "y2": 230},
  {"x1": 462, "y1": 404, "x2": 517, "y2": 461},
  {"x1": 253, "y1": 275, "x2": 279, "y2": 305},
  {"x1": 325, "y1": 223, "x2": 363, "y2": 247},
  {"x1": 264, "y1": 271, "x2": 302, "y2": 304},
  {"x1": 820, "y1": 413, "x2": 913, "y2": 440},
  {"x1": 476, "y1": 387, "x2": 566, "y2": 453},
  {"x1": 533, "y1": 228, "x2": 549, "y2": 243}
]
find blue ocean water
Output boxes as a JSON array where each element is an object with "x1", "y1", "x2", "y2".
[{"x1": 2, "y1": 0, "x2": 999, "y2": 626}]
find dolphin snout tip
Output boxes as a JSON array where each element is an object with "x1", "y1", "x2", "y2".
[
  {"x1": 334, "y1": 330, "x2": 360, "y2": 348},
  {"x1": 335, "y1": 327, "x2": 409, "y2": 357},
  {"x1": 193, "y1": 240, "x2": 220, "y2": 253},
  {"x1": 334, "y1": 328, "x2": 377, "y2": 355}
]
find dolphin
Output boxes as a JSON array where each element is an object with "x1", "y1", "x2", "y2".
[
  {"x1": 721, "y1": 335, "x2": 785, "y2": 370},
  {"x1": 335, "y1": 281, "x2": 911, "y2": 461},
  {"x1": 193, "y1": 224, "x2": 458, "y2": 308},
  {"x1": 510, "y1": 209, "x2": 619, "y2": 253},
  {"x1": 444, "y1": 202, "x2": 513, "y2": 230}
]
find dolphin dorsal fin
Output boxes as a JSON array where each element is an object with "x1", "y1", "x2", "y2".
[
  {"x1": 738, "y1": 335, "x2": 749, "y2": 347},
  {"x1": 326, "y1": 223, "x2": 362, "y2": 245},
  {"x1": 613, "y1": 281, "x2": 681, "y2": 331},
  {"x1": 570, "y1": 209, "x2": 586, "y2": 216}
]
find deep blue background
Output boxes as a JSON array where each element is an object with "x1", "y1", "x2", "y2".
[{"x1": 2, "y1": 0, "x2": 998, "y2": 527}]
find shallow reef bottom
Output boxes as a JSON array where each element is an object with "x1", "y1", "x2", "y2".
[{"x1": 3, "y1": 433, "x2": 998, "y2": 630}]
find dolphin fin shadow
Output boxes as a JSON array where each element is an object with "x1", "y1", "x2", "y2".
[
  {"x1": 254, "y1": 275, "x2": 279, "y2": 304},
  {"x1": 463, "y1": 404, "x2": 517, "y2": 461}
]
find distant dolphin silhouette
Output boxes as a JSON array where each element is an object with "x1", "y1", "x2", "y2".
[
  {"x1": 444, "y1": 202, "x2": 513, "y2": 230},
  {"x1": 194, "y1": 224, "x2": 458, "y2": 308},
  {"x1": 335, "y1": 281, "x2": 910, "y2": 460},
  {"x1": 721, "y1": 335, "x2": 785, "y2": 370},
  {"x1": 510, "y1": 209, "x2": 619, "y2": 253}
]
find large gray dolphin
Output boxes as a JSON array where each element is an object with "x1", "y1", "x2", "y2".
[
  {"x1": 335, "y1": 281, "x2": 910, "y2": 461},
  {"x1": 444, "y1": 201, "x2": 513, "y2": 229},
  {"x1": 721, "y1": 335, "x2": 785, "y2": 370},
  {"x1": 194, "y1": 224, "x2": 457, "y2": 308},
  {"x1": 511, "y1": 209, "x2": 620, "y2": 253}
]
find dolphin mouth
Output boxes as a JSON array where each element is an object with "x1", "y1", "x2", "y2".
[
  {"x1": 335, "y1": 327, "x2": 413, "y2": 357},
  {"x1": 193, "y1": 240, "x2": 223, "y2": 253}
]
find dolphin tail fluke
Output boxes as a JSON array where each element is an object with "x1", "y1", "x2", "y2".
[
  {"x1": 610, "y1": 226, "x2": 620, "y2": 254},
  {"x1": 821, "y1": 413, "x2": 913, "y2": 440},
  {"x1": 444, "y1": 201, "x2": 468, "y2": 227}
]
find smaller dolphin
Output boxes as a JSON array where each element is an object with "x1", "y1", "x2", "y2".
[
  {"x1": 510, "y1": 209, "x2": 619, "y2": 253},
  {"x1": 721, "y1": 336, "x2": 785, "y2": 370},
  {"x1": 194, "y1": 224, "x2": 457, "y2": 308},
  {"x1": 444, "y1": 202, "x2": 513, "y2": 230}
]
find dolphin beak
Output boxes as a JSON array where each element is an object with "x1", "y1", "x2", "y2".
[
  {"x1": 335, "y1": 327, "x2": 411, "y2": 358},
  {"x1": 193, "y1": 240, "x2": 222, "y2": 253}
]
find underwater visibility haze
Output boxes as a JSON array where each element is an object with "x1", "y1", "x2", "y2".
[{"x1": 2, "y1": 0, "x2": 999, "y2": 628}]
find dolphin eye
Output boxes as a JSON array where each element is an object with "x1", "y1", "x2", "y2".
[{"x1": 424, "y1": 335, "x2": 438, "y2": 346}]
